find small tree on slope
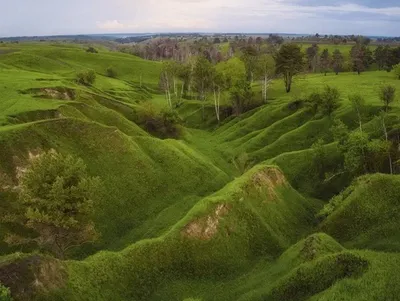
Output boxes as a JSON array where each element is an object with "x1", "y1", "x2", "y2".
[{"x1": 5, "y1": 150, "x2": 102, "y2": 259}]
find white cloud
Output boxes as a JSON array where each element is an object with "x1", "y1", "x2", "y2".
[{"x1": 95, "y1": 0, "x2": 400, "y2": 34}]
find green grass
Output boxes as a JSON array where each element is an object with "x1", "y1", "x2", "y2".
[
  {"x1": 1, "y1": 42, "x2": 400, "y2": 301},
  {"x1": 320, "y1": 174, "x2": 400, "y2": 252}
]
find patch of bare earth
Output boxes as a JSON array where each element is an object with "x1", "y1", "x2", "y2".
[
  {"x1": 41, "y1": 88, "x2": 74, "y2": 100},
  {"x1": 14, "y1": 149, "x2": 43, "y2": 179},
  {"x1": 0, "y1": 255, "x2": 67, "y2": 301},
  {"x1": 182, "y1": 204, "x2": 231, "y2": 240},
  {"x1": 20, "y1": 87, "x2": 75, "y2": 100},
  {"x1": 251, "y1": 167, "x2": 287, "y2": 200}
]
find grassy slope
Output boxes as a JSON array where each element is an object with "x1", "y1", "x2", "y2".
[
  {"x1": 0, "y1": 43, "x2": 230, "y2": 257},
  {"x1": 320, "y1": 174, "x2": 400, "y2": 252},
  {"x1": 43, "y1": 164, "x2": 321, "y2": 301},
  {"x1": 1, "y1": 42, "x2": 400, "y2": 301}
]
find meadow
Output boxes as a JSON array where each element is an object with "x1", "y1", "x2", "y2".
[{"x1": 1, "y1": 41, "x2": 400, "y2": 301}]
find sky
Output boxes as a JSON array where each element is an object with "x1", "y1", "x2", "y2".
[{"x1": 1, "y1": 0, "x2": 400, "y2": 37}]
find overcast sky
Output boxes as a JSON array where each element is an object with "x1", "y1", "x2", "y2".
[{"x1": 1, "y1": 0, "x2": 400, "y2": 37}]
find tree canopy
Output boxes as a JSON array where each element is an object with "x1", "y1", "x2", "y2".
[
  {"x1": 274, "y1": 43, "x2": 304, "y2": 93},
  {"x1": 5, "y1": 150, "x2": 102, "y2": 259}
]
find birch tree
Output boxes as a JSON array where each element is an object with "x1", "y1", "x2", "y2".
[
  {"x1": 349, "y1": 94, "x2": 366, "y2": 132},
  {"x1": 193, "y1": 56, "x2": 213, "y2": 120},
  {"x1": 256, "y1": 54, "x2": 275, "y2": 103}
]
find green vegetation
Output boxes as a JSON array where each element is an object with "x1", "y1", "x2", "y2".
[
  {"x1": 76, "y1": 69, "x2": 96, "y2": 86},
  {"x1": 1, "y1": 41, "x2": 400, "y2": 301},
  {"x1": 4, "y1": 150, "x2": 101, "y2": 259},
  {"x1": 0, "y1": 285, "x2": 13, "y2": 301},
  {"x1": 275, "y1": 43, "x2": 304, "y2": 92}
]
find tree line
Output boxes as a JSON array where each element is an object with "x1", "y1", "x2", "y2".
[{"x1": 157, "y1": 39, "x2": 400, "y2": 124}]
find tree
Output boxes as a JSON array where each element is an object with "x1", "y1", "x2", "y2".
[
  {"x1": 331, "y1": 49, "x2": 344, "y2": 75},
  {"x1": 193, "y1": 56, "x2": 213, "y2": 100},
  {"x1": 215, "y1": 57, "x2": 246, "y2": 90},
  {"x1": 256, "y1": 54, "x2": 275, "y2": 103},
  {"x1": 366, "y1": 138, "x2": 392, "y2": 174},
  {"x1": 312, "y1": 138, "x2": 327, "y2": 179},
  {"x1": 76, "y1": 70, "x2": 96, "y2": 86},
  {"x1": 379, "y1": 85, "x2": 396, "y2": 112},
  {"x1": 350, "y1": 43, "x2": 373, "y2": 75},
  {"x1": 213, "y1": 37, "x2": 221, "y2": 44},
  {"x1": 211, "y1": 67, "x2": 224, "y2": 124},
  {"x1": 193, "y1": 56, "x2": 214, "y2": 120},
  {"x1": 159, "y1": 63, "x2": 173, "y2": 108},
  {"x1": 306, "y1": 91, "x2": 323, "y2": 115},
  {"x1": 320, "y1": 49, "x2": 330, "y2": 76},
  {"x1": 320, "y1": 86, "x2": 341, "y2": 116},
  {"x1": 230, "y1": 78, "x2": 254, "y2": 115},
  {"x1": 106, "y1": 66, "x2": 117, "y2": 78},
  {"x1": 343, "y1": 131, "x2": 369, "y2": 175},
  {"x1": 274, "y1": 43, "x2": 304, "y2": 93},
  {"x1": 241, "y1": 46, "x2": 259, "y2": 83},
  {"x1": 388, "y1": 47, "x2": 400, "y2": 70},
  {"x1": 393, "y1": 64, "x2": 400, "y2": 79},
  {"x1": 177, "y1": 62, "x2": 192, "y2": 101},
  {"x1": 5, "y1": 150, "x2": 102, "y2": 259},
  {"x1": 374, "y1": 45, "x2": 388, "y2": 70},
  {"x1": 376, "y1": 112, "x2": 393, "y2": 174},
  {"x1": 306, "y1": 44, "x2": 319, "y2": 73},
  {"x1": 349, "y1": 94, "x2": 366, "y2": 132},
  {"x1": 332, "y1": 118, "x2": 349, "y2": 148},
  {"x1": 86, "y1": 46, "x2": 98, "y2": 54}
]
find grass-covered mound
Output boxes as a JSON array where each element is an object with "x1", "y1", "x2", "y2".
[
  {"x1": 319, "y1": 174, "x2": 400, "y2": 252},
  {"x1": 20, "y1": 165, "x2": 320, "y2": 301},
  {"x1": 0, "y1": 117, "x2": 231, "y2": 256}
]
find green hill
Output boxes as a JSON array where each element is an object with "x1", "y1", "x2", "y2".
[{"x1": 1, "y1": 42, "x2": 400, "y2": 301}]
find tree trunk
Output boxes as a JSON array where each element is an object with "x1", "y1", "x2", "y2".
[
  {"x1": 180, "y1": 82, "x2": 184, "y2": 104},
  {"x1": 263, "y1": 74, "x2": 267, "y2": 103},
  {"x1": 218, "y1": 87, "x2": 221, "y2": 125},
  {"x1": 382, "y1": 116, "x2": 393, "y2": 174},
  {"x1": 214, "y1": 88, "x2": 220, "y2": 124},
  {"x1": 173, "y1": 78, "x2": 177, "y2": 98},
  {"x1": 286, "y1": 78, "x2": 291, "y2": 93}
]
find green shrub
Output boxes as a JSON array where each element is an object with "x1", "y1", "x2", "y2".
[
  {"x1": 86, "y1": 46, "x2": 98, "y2": 54},
  {"x1": 76, "y1": 70, "x2": 96, "y2": 86},
  {"x1": 0, "y1": 284, "x2": 13, "y2": 301},
  {"x1": 306, "y1": 86, "x2": 340, "y2": 117},
  {"x1": 393, "y1": 64, "x2": 400, "y2": 79},
  {"x1": 106, "y1": 66, "x2": 117, "y2": 78},
  {"x1": 5, "y1": 150, "x2": 102, "y2": 259},
  {"x1": 139, "y1": 104, "x2": 182, "y2": 138}
]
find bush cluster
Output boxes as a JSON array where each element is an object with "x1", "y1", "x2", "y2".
[
  {"x1": 306, "y1": 86, "x2": 341, "y2": 116},
  {"x1": 106, "y1": 66, "x2": 117, "y2": 78},
  {"x1": 86, "y1": 46, "x2": 98, "y2": 54},
  {"x1": 139, "y1": 104, "x2": 182, "y2": 138},
  {"x1": 76, "y1": 70, "x2": 96, "y2": 86}
]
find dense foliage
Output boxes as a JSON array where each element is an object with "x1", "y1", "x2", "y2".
[{"x1": 5, "y1": 150, "x2": 102, "y2": 259}]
